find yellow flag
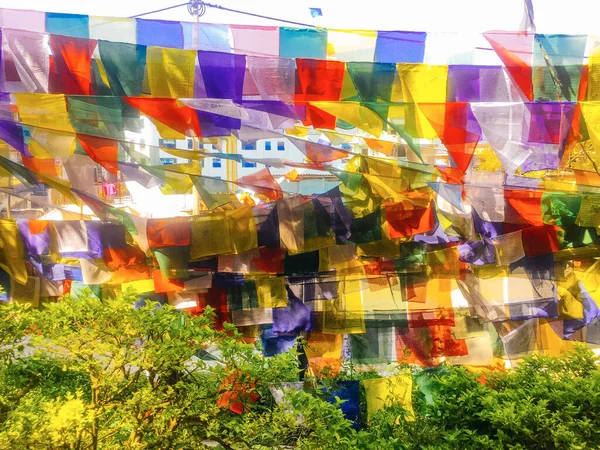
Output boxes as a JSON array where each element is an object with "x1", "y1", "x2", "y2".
[
  {"x1": 227, "y1": 207, "x2": 258, "y2": 254},
  {"x1": 147, "y1": 47, "x2": 196, "y2": 98},
  {"x1": 190, "y1": 212, "x2": 232, "y2": 260},
  {"x1": 581, "y1": 102, "x2": 600, "y2": 154},
  {"x1": 312, "y1": 101, "x2": 384, "y2": 137},
  {"x1": 121, "y1": 279, "x2": 155, "y2": 293},
  {"x1": 362, "y1": 374, "x2": 414, "y2": 422},
  {"x1": 322, "y1": 280, "x2": 365, "y2": 335},
  {"x1": 588, "y1": 46, "x2": 600, "y2": 101},
  {"x1": 256, "y1": 277, "x2": 287, "y2": 308},
  {"x1": 0, "y1": 219, "x2": 27, "y2": 285},
  {"x1": 15, "y1": 94, "x2": 75, "y2": 133},
  {"x1": 397, "y1": 64, "x2": 448, "y2": 139},
  {"x1": 151, "y1": 118, "x2": 187, "y2": 140},
  {"x1": 327, "y1": 29, "x2": 377, "y2": 61}
]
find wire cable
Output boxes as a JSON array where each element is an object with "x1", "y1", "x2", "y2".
[
  {"x1": 129, "y1": 2, "x2": 189, "y2": 18},
  {"x1": 130, "y1": 0, "x2": 316, "y2": 27},
  {"x1": 203, "y1": 2, "x2": 316, "y2": 28}
]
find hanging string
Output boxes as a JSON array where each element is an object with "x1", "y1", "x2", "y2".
[
  {"x1": 129, "y1": 2, "x2": 189, "y2": 19},
  {"x1": 130, "y1": 0, "x2": 316, "y2": 27},
  {"x1": 202, "y1": 2, "x2": 316, "y2": 28}
]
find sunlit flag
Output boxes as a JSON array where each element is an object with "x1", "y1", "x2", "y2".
[
  {"x1": 309, "y1": 7, "x2": 323, "y2": 17},
  {"x1": 520, "y1": 0, "x2": 535, "y2": 31}
]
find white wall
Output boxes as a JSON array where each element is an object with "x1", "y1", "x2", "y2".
[{"x1": 123, "y1": 117, "x2": 357, "y2": 184}]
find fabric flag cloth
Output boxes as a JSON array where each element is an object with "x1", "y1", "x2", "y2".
[
  {"x1": 136, "y1": 18, "x2": 183, "y2": 48},
  {"x1": 77, "y1": 134, "x2": 118, "y2": 175},
  {"x1": 261, "y1": 327, "x2": 297, "y2": 356},
  {"x1": 309, "y1": 8, "x2": 323, "y2": 17},
  {"x1": 190, "y1": 212, "x2": 232, "y2": 259},
  {"x1": 375, "y1": 31, "x2": 426, "y2": 64},
  {"x1": 0, "y1": 120, "x2": 27, "y2": 157},
  {"x1": 124, "y1": 98, "x2": 201, "y2": 137},
  {"x1": 295, "y1": 59, "x2": 345, "y2": 129},
  {"x1": 147, "y1": 47, "x2": 196, "y2": 99},
  {"x1": 198, "y1": 52, "x2": 246, "y2": 106},
  {"x1": 272, "y1": 286, "x2": 312, "y2": 333},
  {"x1": 0, "y1": 220, "x2": 27, "y2": 285},
  {"x1": 327, "y1": 30, "x2": 377, "y2": 62},
  {"x1": 419, "y1": 102, "x2": 481, "y2": 176},
  {"x1": 48, "y1": 35, "x2": 96, "y2": 95},
  {"x1": 362, "y1": 374, "x2": 414, "y2": 421},
  {"x1": 98, "y1": 41, "x2": 146, "y2": 97},
  {"x1": 46, "y1": 12, "x2": 89, "y2": 39},
  {"x1": 236, "y1": 167, "x2": 283, "y2": 200},
  {"x1": 484, "y1": 32, "x2": 534, "y2": 101},
  {"x1": 17, "y1": 219, "x2": 50, "y2": 256},
  {"x1": 279, "y1": 27, "x2": 328, "y2": 59},
  {"x1": 520, "y1": 0, "x2": 536, "y2": 32},
  {"x1": 3, "y1": 29, "x2": 50, "y2": 93},
  {"x1": 324, "y1": 380, "x2": 360, "y2": 429}
]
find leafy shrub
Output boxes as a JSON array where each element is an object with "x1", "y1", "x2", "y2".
[
  {"x1": 0, "y1": 292, "x2": 303, "y2": 449},
  {"x1": 369, "y1": 347, "x2": 600, "y2": 449},
  {"x1": 2, "y1": 293, "x2": 600, "y2": 449}
]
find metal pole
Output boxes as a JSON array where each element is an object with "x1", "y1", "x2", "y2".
[
  {"x1": 192, "y1": 137, "x2": 202, "y2": 214},
  {"x1": 6, "y1": 175, "x2": 11, "y2": 219},
  {"x1": 225, "y1": 137, "x2": 237, "y2": 191},
  {"x1": 191, "y1": 4, "x2": 202, "y2": 214}
]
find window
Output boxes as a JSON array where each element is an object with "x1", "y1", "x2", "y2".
[
  {"x1": 32, "y1": 183, "x2": 48, "y2": 195},
  {"x1": 212, "y1": 158, "x2": 222, "y2": 168},
  {"x1": 160, "y1": 158, "x2": 176, "y2": 165},
  {"x1": 341, "y1": 143, "x2": 352, "y2": 150},
  {"x1": 93, "y1": 167, "x2": 103, "y2": 183},
  {"x1": 244, "y1": 141, "x2": 256, "y2": 150},
  {"x1": 242, "y1": 161, "x2": 257, "y2": 168},
  {"x1": 187, "y1": 140, "x2": 204, "y2": 150},
  {"x1": 159, "y1": 138, "x2": 176, "y2": 149},
  {"x1": 277, "y1": 141, "x2": 285, "y2": 151},
  {"x1": 215, "y1": 176, "x2": 222, "y2": 179},
  {"x1": 265, "y1": 141, "x2": 272, "y2": 151}
]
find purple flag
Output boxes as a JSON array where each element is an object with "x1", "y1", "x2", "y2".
[{"x1": 198, "y1": 51, "x2": 246, "y2": 101}]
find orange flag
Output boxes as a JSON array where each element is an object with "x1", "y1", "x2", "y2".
[
  {"x1": 236, "y1": 167, "x2": 283, "y2": 201},
  {"x1": 77, "y1": 134, "x2": 119, "y2": 175}
]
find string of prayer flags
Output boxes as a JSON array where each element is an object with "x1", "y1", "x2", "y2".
[{"x1": 2, "y1": 5, "x2": 600, "y2": 373}]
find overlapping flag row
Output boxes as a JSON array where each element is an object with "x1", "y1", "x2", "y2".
[{"x1": 0, "y1": 7, "x2": 501, "y2": 63}]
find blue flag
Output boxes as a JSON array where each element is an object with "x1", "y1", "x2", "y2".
[{"x1": 309, "y1": 7, "x2": 323, "y2": 17}]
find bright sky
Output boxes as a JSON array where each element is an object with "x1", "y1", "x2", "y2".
[{"x1": 0, "y1": 0, "x2": 599, "y2": 34}]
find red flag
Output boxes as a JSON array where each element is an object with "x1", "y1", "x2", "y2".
[
  {"x1": 125, "y1": 97, "x2": 202, "y2": 137},
  {"x1": 295, "y1": 59, "x2": 345, "y2": 130},
  {"x1": 49, "y1": 35, "x2": 96, "y2": 95},
  {"x1": 236, "y1": 167, "x2": 283, "y2": 201},
  {"x1": 484, "y1": 31, "x2": 534, "y2": 101},
  {"x1": 77, "y1": 134, "x2": 119, "y2": 175}
]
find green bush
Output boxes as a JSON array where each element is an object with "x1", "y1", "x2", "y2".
[
  {"x1": 2, "y1": 293, "x2": 600, "y2": 449},
  {"x1": 0, "y1": 292, "x2": 304, "y2": 449},
  {"x1": 367, "y1": 347, "x2": 600, "y2": 449}
]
